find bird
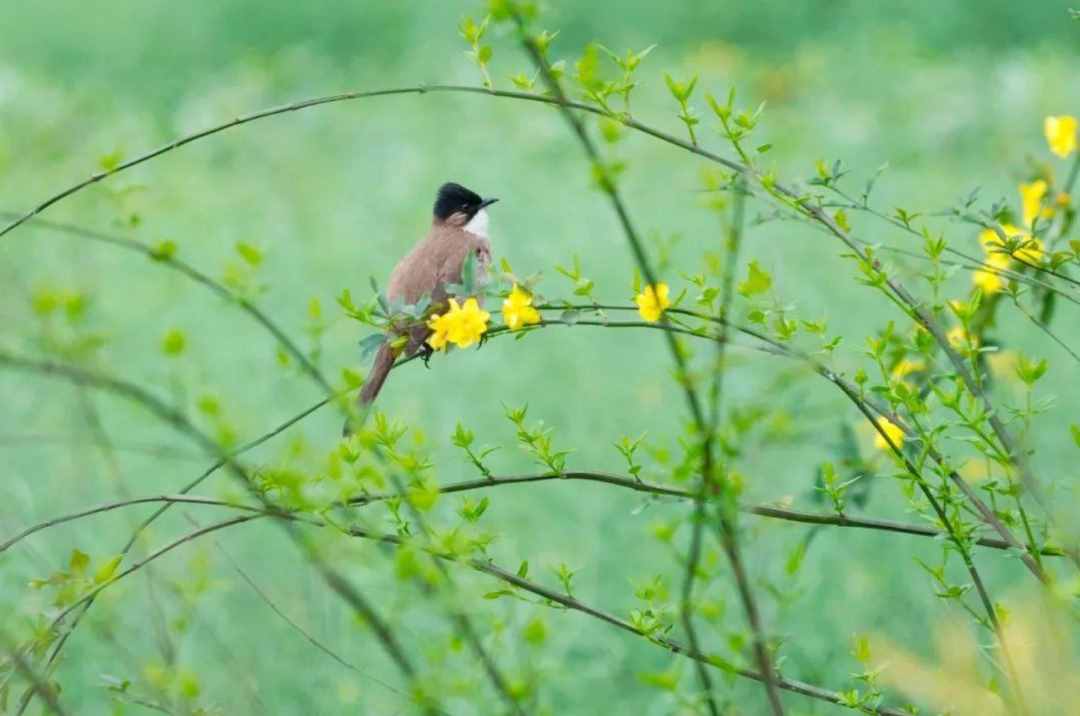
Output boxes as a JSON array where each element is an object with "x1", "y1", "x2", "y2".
[{"x1": 344, "y1": 182, "x2": 497, "y2": 433}]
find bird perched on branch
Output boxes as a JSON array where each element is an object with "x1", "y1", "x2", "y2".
[{"x1": 344, "y1": 182, "x2": 496, "y2": 433}]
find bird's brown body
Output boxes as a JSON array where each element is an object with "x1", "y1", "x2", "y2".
[
  {"x1": 352, "y1": 185, "x2": 494, "y2": 418},
  {"x1": 386, "y1": 219, "x2": 491, "y2": 307}
]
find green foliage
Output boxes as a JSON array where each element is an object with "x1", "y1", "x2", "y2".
[{"x1": 2, "y1": 2, "x2": 1079, "y2": 714}]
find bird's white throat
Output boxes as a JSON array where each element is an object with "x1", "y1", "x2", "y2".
[{"x1": 464, "y1": 208, "x2": 489, "y2": 238}]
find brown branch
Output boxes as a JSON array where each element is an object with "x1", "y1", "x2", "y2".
[
  {"x1": 202, "y1": 523, "x2": 412, "y2": 700},
  {"x1": 0, "y1": 631, "x2": 68, "y2": 716},
  {"x1": 344, "y1": 525, "x2": 910, "y2": 716},
  {"x1": 509, "y1": 13, "x2": 782, "y2": 714},
  {"x1": 0, "y1": 212, "x2": 331, "y2": 394},
  {"x1": 4, "y1": 473, "x2": 1065, "y2": 560},
  {"x1": 0, "y1": 352, "x2": 429, "y2": 714},
  {"x1": 9, "y1": 493, "x2": 909, "y2": 716},
  {"x1": 6, "y1": 218, "x2": 523, "y2": 712}
]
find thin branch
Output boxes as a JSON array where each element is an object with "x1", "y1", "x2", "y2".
[
  {"x1": 0, "y1": 495, "x2": 264, "y2": 554},
  {"x1": 343, "y1": 525, "x2": 910, "y2": 716},
  {"x1": 0, "y1": 212, "x2": 331, "y2": 394},
  {"x1": 0, "y1": 353, "x2": 429, "y2": 714},
  {"x1": 510, "y1": 12, "x2": 782, "y2": 713},
  {"x1": 7, "y1": 217, "x2": 521, "y2": 711},
  {"x1": 5, "y1": 473, "x2": 1065, "y2": 560},
  {"x1": 377, "y1": 467, "x2": 524, "y2": 714},
  {"x1": 9, "y1": 492, "x2": 909, "y2": 716},
  {"x1": 853, "y1": 386, "x2": 1030, "y2": 711},
  {"x1": 819, "y1": 192, "x2": 1080, "y2": 306},
  {"x1": 0, "y1": 631, "x2": 68, "y2": 716},
  {"x1": 205, "y1": 525, "x2": 410, "y2": 698}
]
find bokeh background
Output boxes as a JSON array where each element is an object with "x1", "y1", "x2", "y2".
[{"x1": 1, "y1": 1, "x2": 1078, "y2": 713}]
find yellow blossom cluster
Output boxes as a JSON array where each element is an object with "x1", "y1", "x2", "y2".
[
  {"x1": 635, "y1": 282, "x2": 671, "y2": 322},
  {"x1": 970, "y1": 115, "x2": 1075, "y2": 294},
  {"x1": 502, "y1": 284, "x2": 542, "y2": 330},
  {"x1": 974, "y1": 222, "x2": 1043, "y2": 294},
  {"x1": 427, "y1": 297, "x2": 490, "y2": 350}
]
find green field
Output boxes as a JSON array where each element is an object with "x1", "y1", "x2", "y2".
[{"x1": 2, "y1": 2, "x2": 1078, "y2": 714}]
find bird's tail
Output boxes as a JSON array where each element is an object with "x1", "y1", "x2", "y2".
[{"x1": 342, "y1": 342, "x2": 398, "y2": 435}]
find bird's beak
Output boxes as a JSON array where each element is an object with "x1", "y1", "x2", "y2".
[{"x1": 479, "y1": 197, "x2": 499, "y2": 209}]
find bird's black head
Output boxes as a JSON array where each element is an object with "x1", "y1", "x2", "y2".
[{"x1": 433, "y1": 182, "x2": 498, "y2": 220}]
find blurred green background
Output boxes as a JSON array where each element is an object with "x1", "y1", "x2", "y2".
[{"x1": 1, "y1": 1, "x2": 1078, "y2": 714}]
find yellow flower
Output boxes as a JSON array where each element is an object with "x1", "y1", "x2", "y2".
[
  {"x1": 946, "y1": 324, "x2": 979, "y2": 350},
  {"x1": 979, "y1": 224, "x2": 1044, "y2": 264},
  {"x1": 448, "y1": 297, "x2": 490, "y2": 348},
  {"x1": 501, "y1": 284, "x2": 541, "y2": 330},
  {"x1": 427, "y1": 310, "x2": 452, "y2": 351},
  {"x1": 890, "y1": 358, "x2": 925, "y2": 383},
  {"x1": 1044, "y1": 115, "x2": 1078, "y2": 158},
  {"x1": 635, "y1": 282, "x2": 671, "y2": 322},
  {"x1": 972, "y1": 250, "x2": 1012, "y2": 294},
  {"x1": 872, "y1": 416, "x2": 905, "y2": 451},
  {"x1": 426, "y1": 297, "x2": 490, "y2": 350},
  {"x1": 1018, "y1": 179, "x2": 1052, "y2": 228}
]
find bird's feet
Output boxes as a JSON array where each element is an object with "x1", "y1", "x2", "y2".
[{"x1": 420, "y1": 342, "x2": 434, "y2": 368}]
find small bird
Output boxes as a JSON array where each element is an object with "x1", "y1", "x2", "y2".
[{"x1": 345, "y1": 182, "x2": 496, "y2": 432}]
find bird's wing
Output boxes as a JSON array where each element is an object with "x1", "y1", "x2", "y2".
[
  {"x1": 387, "y1": 227, "x2": 485, "y2": 306},
  {"x1": 387, "y1": 236, "x2": 441, "y2": 305}
]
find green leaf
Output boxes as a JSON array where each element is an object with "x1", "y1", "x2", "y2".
[
  {"x1": 161, "y1": 328, "x2": 186, "y2": 357},
  {"x1": 522, "y1": 616, "x2": 547, "y2": 645},
  {"x1": 94, "y1": 555, "x2": 123, "y2": 584},
  {"x1": 235, "y1": 241, "x2": 263, "y2": 267},
  {"x1": 1015, "y1": 353, "x2": 1048, "y2": 386},
  {"x1": 852, "y1": 633, "x2": 872, "y2": 664},
  {"x1": 638, "y1": 670, "x2": 679, "y2": 691},
  {"x1": 98, "y1": 150, "x2": 124, "y2": 172},
  {"x1": 451, "y1": 422, "x2": 474, "y2": 448},
  {"x1": 737, "y1": 260, "x2": 772, "y2": 297},
  {"x1": 509, "y1": 72, "x2": 534, "y2": 90},
  {"x1": 834, "y1": 209, "x2": 851, "y2": 232},
  {"x1": 1070, "y1": 424, "x2": 1080, "y2": 448},
  {"x1": 517, "y1": 560, "x2": 529, "y2": 578},
  {"x1": 357, "y1": 333, "x2": 386, "y2": 361},
  {"x1": 69, "y1": 549, "x2": 90, "y2": 574},
  {"x1": 149, "y1": 240, "x2": 177, "y2": 262},
  {"x1": 785, "y1": 540, "x2": 807, "y2": 575},
  {"x1": 341, "y1": 367, "x2": 364, "y2": 389}
]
